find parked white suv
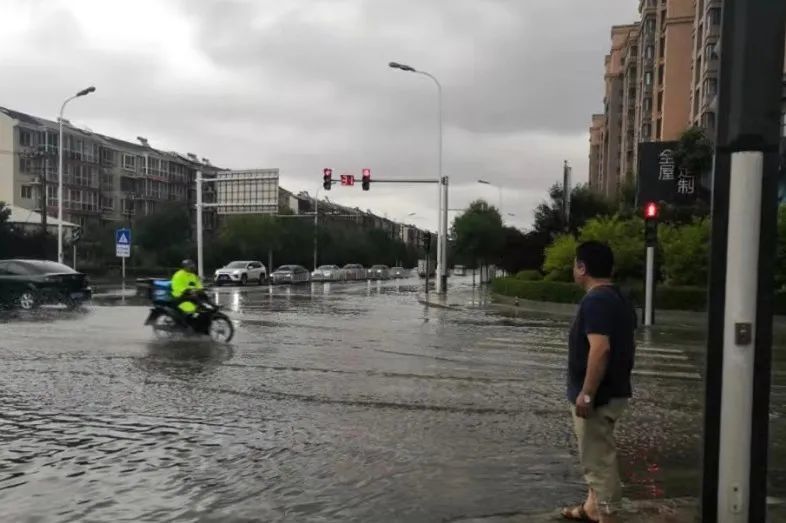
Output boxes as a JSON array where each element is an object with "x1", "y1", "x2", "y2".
[{"x1": 214, "y1": 261, "x2": 267, "y2": 286}]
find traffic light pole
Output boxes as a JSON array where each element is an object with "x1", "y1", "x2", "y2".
[
  {"x1": 701, "y1": 1, "x2": 785, "y2": 522},
  {"x1": 327, "y1": 175, "x2": 450, "y2": 294},
  {"x1": 644, "y1": 244, "x2": 654, "y2": 326}
]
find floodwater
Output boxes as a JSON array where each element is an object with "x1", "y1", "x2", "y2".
[{"x1": 0, "y1": 277, "x2": 784, "y2": 521}]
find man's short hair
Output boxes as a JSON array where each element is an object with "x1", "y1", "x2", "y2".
[{"x1": 575, "y1": 241, "x2": 614, "y2": 278}]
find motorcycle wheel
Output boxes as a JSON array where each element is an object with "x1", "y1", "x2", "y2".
[
  {"x1": 152, "y1": 313, "x2": 179, "y2": 339},
  {"x1": 209, "y1": 314, "x2": 234, "y2": 343}
]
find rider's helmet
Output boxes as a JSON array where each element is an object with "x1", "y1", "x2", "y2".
[{"x1": 182, "y1": 259, "x2": 196, "y2": 272}]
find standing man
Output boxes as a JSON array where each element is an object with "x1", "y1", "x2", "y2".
[{"x1": 561, "y1": 241, "x2": 636, "y2": 523}]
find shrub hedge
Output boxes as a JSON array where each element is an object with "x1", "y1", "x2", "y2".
[
  {"x1": 491, "y1": 277, "x2": 786, "y2": 314},
  {"x1": 514, "y1": 270, "x2": 543, "y2": 281}
]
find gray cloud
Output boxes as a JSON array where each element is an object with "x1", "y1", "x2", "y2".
[{"x1": 0, "y1": 0, "x2": 637, "y2": 229}]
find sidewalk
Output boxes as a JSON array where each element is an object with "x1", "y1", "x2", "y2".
[{"x1": 455, "y1": 497, "x2": 786, "y2": 522}]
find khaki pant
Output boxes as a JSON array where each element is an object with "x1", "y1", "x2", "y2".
[{"x1": 571, "y1": 398, "x2": 628, "y2": 514}]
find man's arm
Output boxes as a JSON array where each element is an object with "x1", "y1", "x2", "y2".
[{"x1": 582, "y1": 333, "x2": 611, "y2": 398}]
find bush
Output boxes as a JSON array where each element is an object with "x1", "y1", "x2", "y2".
[
  {"x1": 542, "y1": 234, "x2": 577, "y2": 281},
  {"x1": 515, "y1": 270, "x2": 542, "y2": 281},
  {"x1": 491, "y1": 277, "x2": 584, "y2": 303},
  {"x1": 659, "y1": 218, "x2": 710, "y2": 286},
  {"x1": 579, "y1": 215, "x2": 644, "y2": 280}
]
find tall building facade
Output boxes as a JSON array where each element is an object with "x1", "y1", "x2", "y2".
[
  {"x1": 689, "y1": 0, "x2": 722, "y2": 134},
  {"x1": 0, "y1": 106, "x2": 217, "y2": 232},
  {"x1": 590, "y1": 0, "x2": 696, "y2": 198},
  {"x1": 588, "y1": 114, "x2": 606, "y2": 192},
  {"x1": 599, "y1": 24, "x2": 639, "y2": 197}
]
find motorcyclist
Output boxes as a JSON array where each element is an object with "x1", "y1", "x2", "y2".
[{"x1": 171, "y1": 259, "x2": 208, "y2": 333}]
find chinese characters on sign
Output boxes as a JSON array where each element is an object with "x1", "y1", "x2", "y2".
[
  {"x1": 637, "y1": 141, "x2": 706, "y2": 206},
  {"x1": 658, "y1": 149, "x2": 675, "y2": 181},
  {"x1": 677, "y1": 169, "x2": 695, "y2": 195}
]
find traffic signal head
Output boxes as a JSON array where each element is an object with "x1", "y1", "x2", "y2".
[
  {"x1": 362, "y1": 168, "x2": 371, "y2": 191},
  {"x1": 323, "y1": 168, "x2": 332, "y2": 191},
  {"x1": 644, "y1": 201, "x2": 659, "y2": 220}
]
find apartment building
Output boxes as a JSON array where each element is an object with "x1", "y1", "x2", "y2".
[
  {"x1": 598, "y1": 24, "x2": 639, "y2": 197},
  {"x1": 620, "y1": 26, "x2": 641, "y2": 181},
  {"x1": 589, "y1": 0, "x2": 695, "y2": 197},
  {"x1": 0, "y1": 106, "x2": 217, "y2": 233},
  {"x1": 689, "y1": 0, "x2": 722, "y2": 134},
  {"x1": 588, "y1": 114, "x2": 606, "y2": 192}
]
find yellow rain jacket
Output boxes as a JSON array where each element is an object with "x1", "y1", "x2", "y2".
[{"x1": 171, "y1": 269, "x2": 203, "y2": 314}]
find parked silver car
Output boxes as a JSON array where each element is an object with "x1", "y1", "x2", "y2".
[
  {"x1": 270, "y1": 265, "x2": 310, "y2": 285},
  {"x1": 390, "y1": 266, "x2": 408, "y2": 279},
  {"x1": 368, "y1": 264, "x2": 390, "y2": 280},
  {"x1": 311, "y1": 264, "x2": 343, "y2": 282},
  {"x1": 342, "y1": 263, "x2": 366, "y2": 280},
  {"x1": 214, "y1": 260, "x2": 267, "y2": 286}
]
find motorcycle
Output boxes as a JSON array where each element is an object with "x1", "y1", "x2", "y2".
[{"x1": 144, "y1": 281, "x2": 234, "y2": 343}]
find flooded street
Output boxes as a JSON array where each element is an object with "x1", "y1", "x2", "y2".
[{"x1": 1, "y1": 277, "x2": 784, "y2": 522}]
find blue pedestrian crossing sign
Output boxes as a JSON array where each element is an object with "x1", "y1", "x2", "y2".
[{"x1": 115, "y1": 228, "x2": 131, "y2": 258}]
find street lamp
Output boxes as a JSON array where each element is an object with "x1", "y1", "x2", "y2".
[
  {"x1": 477, "y1": 179, "x2": 503, "y2": 211},
  {"x1": 58, "y1": 85, "x2": 95, "y2": 264},
  {"x1": 389, "y1": 61, "x2": 448, "y2": 293}
]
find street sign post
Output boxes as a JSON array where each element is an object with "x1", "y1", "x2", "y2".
[{"x1": 115, "y1": 228, "x2": 131, "y2": 297}]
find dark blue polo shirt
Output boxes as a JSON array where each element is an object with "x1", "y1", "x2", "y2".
[{"x1": 567, "y1": 285, "x2": 636, "y2": 407}]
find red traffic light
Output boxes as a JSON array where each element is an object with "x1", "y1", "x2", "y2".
[
  {"x1": 323, "y1": 168, "x2": 333, "y2": 177},
  {"x1": 644, "y1": 202, "x2": 659, "y2": 219},
  {"x1": 361, "y1": 168, "x2": 371, "y2": 191},
  {"x1": 323, "y1": 168, "x2": 332, "y2": 190},
  {"x1": 362, "y1": 168, "x2": 371, "y2": 177}
]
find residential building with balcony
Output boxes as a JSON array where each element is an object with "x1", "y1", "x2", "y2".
[
  {"x1": 588, "y1": 114, "x2": 606, "y2": 192},
  {"x1": 0, "y1": 106, "x2": 216, "y2": 234},
  {"x1": 689, "y1": 0, "x2": 722, "y2": 135}
]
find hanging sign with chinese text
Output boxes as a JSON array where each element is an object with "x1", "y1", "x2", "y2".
[{"x1": 637, "y1": 141, "x2": 708, "y2": 206}]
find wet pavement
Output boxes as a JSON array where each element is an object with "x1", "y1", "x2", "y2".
[{"x1": 1, "y1": 276, "x2": 785, "y2": 522}]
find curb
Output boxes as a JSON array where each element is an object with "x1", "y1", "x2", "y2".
[{"x1": 416, "y1": 293, "x2": 461, "y2": 310}]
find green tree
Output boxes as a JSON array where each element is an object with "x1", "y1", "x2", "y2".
[
  {"x1": 452, "y1": 200, "x2": 505, "y2": 268},
  {"x1": 659, "y1": 217, "x2": 710, "y2": 286},
  {"x1": 674, "y1": 126, "x2": 714, "y2": 179},
  {"x1": 579, "y1": 215, "x2": 644, "y2": 281},
  {"x1": 135, "y1": 203, "x2": 193, "y2": 267},
  {"x1": 542, "y1": 234, "x2": 577, "y2": 281},
  {"x1": 532, "y1": 183, "x2": 616, "y2": 238}
]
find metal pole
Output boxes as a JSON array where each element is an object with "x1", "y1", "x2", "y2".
[
  {"x1": 313, "y1": 188, "x2": 319, "y2": 271},
  {"x1": 73, "y1": 244, "x2": 77, "y2": 270},
  {"x1": 57, "y1": 105, "x2": 66, "y2": 264},
  {"x1": 196, "y1": 170, "x2": 204, "y2": 279},
  {"x1": 121, "y1": 256, "x2": 126, "y2": 300},
  {"x1": 701, "y1": 1, "x2": 785, "y2": 522},
  {"x1": 644, "y1": 245, "x2": 654, "y2": 326},
  {"x1": 717, "y1": 152, "x2": 763, "y2": 521},
  {"x1": 440, "y1": 176, "x2": 449, "y2": 293}
]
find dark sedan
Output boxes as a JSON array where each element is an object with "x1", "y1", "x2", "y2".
[{"x1": 0, "y1": 259, "x2": 92, "y2": 310}]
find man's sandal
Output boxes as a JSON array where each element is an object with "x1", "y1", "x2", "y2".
[{"x1": 560, "y1": 503, "x2": 599, "y2": 522}]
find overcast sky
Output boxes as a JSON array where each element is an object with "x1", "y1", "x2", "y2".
[{"x1": 0, "y1": 0, "x2": 637, "y2": 230}]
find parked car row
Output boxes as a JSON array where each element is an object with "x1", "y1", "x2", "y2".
[{"x1": 212, "y1": 260, "x2": 412, "y2": 286}]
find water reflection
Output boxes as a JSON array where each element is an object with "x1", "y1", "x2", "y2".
[{"x1": 135, "y1": 340, "x2": 235, "y2": 378}]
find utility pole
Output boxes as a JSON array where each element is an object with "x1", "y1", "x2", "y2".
[
  {"x1": 701, "y1": 1, "x2": 785, "y2": 522},
  {"x1": 563, "y1": 160, "x2": 572, "y2": 227}
]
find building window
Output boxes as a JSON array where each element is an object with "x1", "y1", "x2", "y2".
[
  {"x1": 19, "y1": 129, "x2": 32, "y2": 147},
  {"x1": 705, "y1": 111, "x2": 717, "y2": 131},
  {"x1": 705, "y1": 43, "x2": 718, "y2": 61},
  {"x1": 645, "y1": 17, "x2": 656, "y2": 34},
  {"x1": 102, "y1": 196, "x2": 114, "y2": 210},
  {"x1": 656, "y1": 119, "x2": 662, "y2": 138},
  {"x1": 644, "y1": 71, "x2": 653, "y2": 86},
  {"x1": 659, "y1": 37, "x2": 666, "y2": 58},
  {"x1": 705, "y1": 78, "x2": 718, "y2": 97},
  {"x1": 657, "y1": 93, "x2": 663, "y2": 112},
  {"x1": 695, "y1": 57, "x2": 702, "y2": 83},
  {"x1": 709, "y1": 7, "x2": 721, "y2": 26},
  {"x1": 101, "y1": 148, "x2": 115, "y2": 165},
  {"x1": 122, "y1": 154, "x2": 136, "y2": 171},
  {"x1": 643, "y1": 97, "x2": 652, "y2": 112},
  {"x1": 658, "y1": 65, "x2": 664, "y2": 85},
  {"x1": 645, "y1": 45, "x2": 654, "y2": 59},
  {"x1": 694, "y1": 89, "x2": 701, "y2": 118},
  {"x1": 21, "y1": 185, "x2": 33, "y2": 199},
  {"x1": 642, "y1": 123, "x2": 652, "y2": 139}
]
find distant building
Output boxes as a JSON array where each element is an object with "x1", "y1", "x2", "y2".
[
  {"x1": 0, "y1": 106, "x2": 217, "y2": 232},
  {"x1": 588, "y1": 114, "x2": 606, "y2": 192}
]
